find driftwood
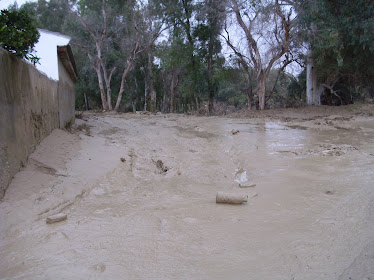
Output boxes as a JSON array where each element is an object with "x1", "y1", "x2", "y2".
[{"x1": 216, "y1": 192, "x2": 248, "y2": 204}]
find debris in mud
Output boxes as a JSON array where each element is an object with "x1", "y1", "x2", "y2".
[
  {"x1": 75, "y1": 111, "x2": 84, "y2": 119},
  {"x1": 287, "y1": 125, "x2": 307, "y2": 130},
  {"x1": 231, "y1": 129, "x2": 240, "y2": 135},
  {"x1": 120, "y1": 157, "x2": 126, "y2": 162},
  {"x1": 128, "y1": 150, "x2": 136, "y2": 171},
  {"x1": 135, "y1": 111, "x2": 152, "y2": 115},
  {"x1": 155, "y1": 160, "x2": 169, "y2": 174},
  {"x1": 216, "y1": 192, "x2": 248, "y2": 204},
  {"x1": 276, "y1": 150, "x2": 298, "y2": 156},
  {"x1": 91, "y1": 263, "x2": 106, "y2": 273},
  {"x1": 46, "y1": 213, "x2": 67, "y2": 224},
  {"x1": 234, "y1": 168, "x2": 248, "y2": 183},
  {"x1": 280, "y1": 144, "x2": 358, "y2": 157},
  {"x1": 307, "y1": 144, "x2": 357, "y2": 156},
  {"x1": 75, "y1": 123, "x2": 91, "y2": 136},
  {"x1": 325, "y1": 190, "x2": 334, "y2": 195},
  {"x1": 29, "y1": 158, "x2": 57, "y2": 176},
  {"x1": 239, "y1": 183, "x2": 256, "y2": 188}
]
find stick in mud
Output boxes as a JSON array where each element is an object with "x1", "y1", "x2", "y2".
[
  {"x1": 216, "y1": 192, "x2": 248, "y2": 204},
  {"x1": 239, "y1": 183, "x2": 256, "y2": 188},
  {"x1": 46, "y1": 213, "x2": 67, "y2": 224}
]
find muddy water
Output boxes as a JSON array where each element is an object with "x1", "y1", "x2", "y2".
[{"x1": 1, "y1": 114, "x2": 374, "y2": 279}]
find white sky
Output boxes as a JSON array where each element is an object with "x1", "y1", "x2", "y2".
[{"x1": 0, "y1": 0, "x2": 33, "y2": 9}]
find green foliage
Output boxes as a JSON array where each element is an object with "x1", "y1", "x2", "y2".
[
  {"x1": 217, "y1": 68, "x2": 248, "y2": 108},
  {"x1": 22, "y1": 0, "x2": 70, "y2": 33},
  {"x1": 299, "y1": 0, "x2": 374, "y2": 86},
  {"x1": 0, "y1": 9, "x2": 40, "y2": 64},
  {"x1": 287, "y1": 69, "x2": 306, "y2": 104}
]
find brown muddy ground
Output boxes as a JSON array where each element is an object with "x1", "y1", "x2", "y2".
[{"x1": 1, "y1": 104, "x2": 374, "y2": 279}]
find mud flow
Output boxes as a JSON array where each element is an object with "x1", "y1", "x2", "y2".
[{"x1": 1, "y1": 113, "x2": 374, "y2": 279}]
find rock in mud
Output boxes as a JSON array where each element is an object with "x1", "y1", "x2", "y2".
[
  {"x1": 216, "y1": 192, "x2": 248, "y2": 204},
  {"x1": 46, "y1": 213, "x2": 67, "y2": 224},
  {"x1": 231, "y1": 129, "x2": 240, "y2": 135}
]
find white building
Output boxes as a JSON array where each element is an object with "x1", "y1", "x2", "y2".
[{"x1": 33, "y1": 29, "x2": 77, "y2": 82}]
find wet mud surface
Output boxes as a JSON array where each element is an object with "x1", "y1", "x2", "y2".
[{"x1": 1, "y1": 110, "x2": 374, "y2": 279}]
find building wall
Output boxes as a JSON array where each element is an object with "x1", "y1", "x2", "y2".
[
  {"x1": 34, "y1": 29, "x2": 71, "y2": 81},
  {"x1": 0, "y1": 49, "x2": 74, "y2": 197},
  {"x1": 58, "y1": 56, "x2": 75, "y2": 128}
]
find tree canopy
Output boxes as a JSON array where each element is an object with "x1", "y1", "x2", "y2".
[
  {"x1": 299, "y1": 0, "x2": 374, "y2": 104},
  {"x1": 6, "y1": 0, "x2": 372, "y2": 111},
  {"x1": 0, "y1": 8, "x2": 40, "y2": 64}
]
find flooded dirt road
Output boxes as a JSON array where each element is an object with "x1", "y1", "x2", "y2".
[{"x1": 1, "y1": 111, "x2": 374, "y2": 279}]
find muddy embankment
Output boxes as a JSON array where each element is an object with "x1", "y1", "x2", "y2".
[{"x1": 1, "y1": 104, "x2": 374, "y2": 279}]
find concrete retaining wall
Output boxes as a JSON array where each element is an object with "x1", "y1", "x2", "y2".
[
  {"x1": 57, "y1": 55, "x2": 75, "y2": 128},
  {"x1": 0, "y1": 48, "x2": 74, "y2": 197}
]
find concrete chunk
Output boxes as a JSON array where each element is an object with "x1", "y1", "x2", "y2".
[{"x1": 46, "y1": 213, "x2": 67, "y2": 224}]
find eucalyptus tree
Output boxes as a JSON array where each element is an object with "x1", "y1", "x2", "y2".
[
  {"x1": 156, "y1": 35, "x2": 187, "y2": 113},
  {"x1": 139, "y1": 0, "x2": 168, "y2": 112},
  {"x1": 160, "y1": 0, "x2": 197, "y2": 110},
  {"x1": 68, "y1": 0, "x2": 141, "y2": 111},
  {"x1": 156, "y1": 0, "x2": 210, "y2": 112},
  {"x1": 194, "y1": 0, "x2": 226, "y2": 114},
  {"x1": 155, "y1": 0, "x2": 228, "y2": 114},
  {"x1": 21, "y1": 0, "x2": 70, "y2": 33},
  {"x1": 224, "y1": 0, "x2": 296, "y2": 110}
]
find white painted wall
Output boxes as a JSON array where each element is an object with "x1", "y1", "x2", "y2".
[{"x1": 33, "y1": 29, "x2": 71, "y2": 81}]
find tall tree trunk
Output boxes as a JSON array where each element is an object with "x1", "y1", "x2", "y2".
[
  {"x1": 144, "y1": 72, "x2": 148, "y2": 111},
  {"x1": 161, "y1": 72, "x2": 168, "y2": 113},
  {"x1": 170, "y1": 72, "x2": 176, "y2": 113},
  {"x1": 114, "y1": 60, "x2": 134, "y2": 111},
  {"x1": 114, "y1": 33, "x2": 139, "y2": 111},
  {"x1": 84, "y1": 92, "x2": 89, "y2": 110},
  {"x1": 134, "y1": 76, "x2": 139, "y2": 112},
  {"x1": 306, "y1": 53, "x2": 322, "y2": 105},
  {"x1": 94, "y1": 66, "x2": 108, "y2": 110},
  {"x1": 208, "y1": 90, "x2": 214, "y2": 115},
  {"x1": 246, "y1": 90, "x2": 252, "y2": 110},
  {"x1": 106, "y1": 87, "x2": 112, "y2": 110},
  {"x1": 169, "y1": 69, "x2": 179, "y2": 113},
  {"x1": 162, "y1": 91, "x2": 167, "y2": 113},
  {"x1": 148, "y1": 52, "x2": 156, "y2": 112},
  {"x1": 102, "y1": 66, "x2": 116, "y2": 110},
  {"x1": 207, "y1": 35, "x2": 214, "y2": 115},
  {"x1": 132, "y1": 102, "x2": 136, "y2": 112},
  {"x1": 246, "y1": 74, "x2": 252, "y2": 110},
  {"x1": 257, "y1": 75, "x2": 266, "y2": 110}
]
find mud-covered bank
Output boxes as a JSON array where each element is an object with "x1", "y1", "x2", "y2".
[{"x1": 1, "y1": 106, "x2": 374, "y2": 279}]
